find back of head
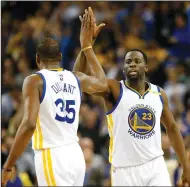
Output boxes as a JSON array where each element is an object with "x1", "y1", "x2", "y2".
[{"x1": 36, "y1": 38, "x2": 61, "y2": 63}]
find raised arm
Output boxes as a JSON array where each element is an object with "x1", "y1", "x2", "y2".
[
  {"x1": 73, "y1": 51, "x2": 88, "y2": 73},
  {"x1": 2, "y1": 75, "x2": 41, "y2": 186},
  {"x1": 73, "y1": 7, "x2": 109, "y2": 95},
  {"x1": 73, "y1": 7, "x2": 105, "y2": 74},
  {"x1": 160, "y1": 88, "x2": 190, "y2": 185}
]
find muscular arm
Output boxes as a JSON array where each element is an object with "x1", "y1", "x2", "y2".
[
  {"x1": 73, "y1": 51, "x2": 90, "y2": 74},
  {"x1": 160, "y1": 88, "x2": 188, "y2": 170},
  {"x1": 73, "y1": 48, "x2": 109, "y2": 94},
  {"x1": 3, "y1": 75, "x2": 41, "y2": 169}
]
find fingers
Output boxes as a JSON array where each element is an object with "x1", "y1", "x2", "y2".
[
  {"x1": 95, "y1": 23, "x2": 106, "y2": 35},
  {"x1": 79, "y1": 15, "x2": 83, "y2": 22},
  {"x1": 89, "y1": 7, "x2": 96, "y2": 24},
  {"x1": 81, "y1": 9, "x2": 88, "y2": 29},
  {"x1": 83, "y1": 11, "x2": 87, "y2": 29},
  {"x1": 86, "y1": 9, "x2": 90, "y2": 29},
  {"x1": 83, "y1": 8, "x2": 91, "y2": 30},
  {"x1": 81, "y1": 13, "x2": 85, "y2": 28},
  {"x1": 98, "y1": 23, "x2": 106, "y2": 29},
  {"x1": 88, "y1": 7, "x2": 93, "y2": 29},
  {"x1": 81, "y1": 7, "x2": 94, "y2": 30}
]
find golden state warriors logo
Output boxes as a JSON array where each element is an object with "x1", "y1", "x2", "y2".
[{"x1": 128, "y1": 105, "x2": 156, "y2": 139}]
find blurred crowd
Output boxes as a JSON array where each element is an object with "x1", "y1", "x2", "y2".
[{"x1": 1, "y1": 1, "x2": 190, "y2": 186}]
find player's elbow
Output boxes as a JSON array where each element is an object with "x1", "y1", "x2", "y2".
[
  {"x1": 165, "y1": 123, "x2": 178, "y2": 134},
  {"x1": 22, "y1": 119, "x2": 36, "y2": 131},
  {"x1": 100, "y1": 82, "x2": 109, "y2": 92}
]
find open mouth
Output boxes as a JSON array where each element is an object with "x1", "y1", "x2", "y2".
[{"x1": 129, "y1": 70, "x2": 138, "y2": 76}]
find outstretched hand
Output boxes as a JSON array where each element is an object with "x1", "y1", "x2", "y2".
[
  {"x1": 79, "y1": 7, "x2": 105, "y2": 45},
  {"x1": 80, "y1": 7, "x2": 94, "y2": 49}
]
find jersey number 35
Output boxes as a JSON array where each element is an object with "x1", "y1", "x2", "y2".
[{"x1": 54, "y1": 98, "x2": 76, "y2": 124}]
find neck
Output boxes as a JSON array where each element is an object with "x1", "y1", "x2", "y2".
[
  {"x1": 41, "y1": 63, "x2": 60, "y2": 70},
  {"x1": 125, "y1": 77, "x2": 147, "y2": 94}
]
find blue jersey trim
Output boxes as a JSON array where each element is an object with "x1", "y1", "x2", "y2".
[
  {"x1": 35, "y1": 73, "x2": 46, "y2": 103},
  {"x1": 124, "y1": 80, "x2": 151, "y2": 99},
  {"x1": 124, "y1": 80, "x2": 141, "y2": 99},
  {"x1": 157, "y1": 86, "x2": 164, "y2": 109},
  {"x1": 72, "y1": 73, "x2": 82, "y2": 101},
  {"x1": 106, "y1": 82, "x2": 123, "y2": 115}
]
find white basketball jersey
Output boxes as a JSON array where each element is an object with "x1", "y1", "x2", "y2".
[
  {"x1": 32, "y1": 68, "x2": 81, "y2": 150},
  {"x1": 106, "y1": 80, "x2": 164, "y2": 167}
]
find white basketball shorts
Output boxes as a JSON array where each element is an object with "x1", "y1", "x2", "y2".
[
  {"x1": 111, "y1": 156, "x2": 171, "y2": 186},
  {"x1": 34, "y1": 142, "x2": 85, "y2": 186}
]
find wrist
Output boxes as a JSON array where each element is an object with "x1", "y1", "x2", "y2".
[
  {"x1": 3, "y1": 162, "x2": 14, "y2": 170},
  {"x1": 3, "y1": 164, "x2": 13, "y2": 171},
  {"x1": 81, "y1": 44, "x2": 91, "y2": 49},
  {"x1": 82, "y1": 46, "x2": 92, "y2": 52},
  {"x1": 3, "y1": 167, "x2": 12, "y2": 172}
]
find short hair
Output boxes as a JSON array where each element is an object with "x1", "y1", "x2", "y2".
[
  {"x1": 36, "y1": 38, "x2": 60, "y2": 62},
  {"x1": 126, "y1": 49, "x2": 148, "y2": 64}
]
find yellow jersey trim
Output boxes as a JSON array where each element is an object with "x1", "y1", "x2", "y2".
[
  {"x1": 34, "y1": 116, "x2": 43, "y2": 150},
  {"x1": 42, "y1": 149, "x2": 57, "y2": 186},
  {"x1": 49, "y1": 68, "x2": 63, "y2": 71},
  {"x1": 107, "y1": 114, "x2": 114, "y2": 163},
  {"x1": 42, "y1": 150, "x2": 51, "y2": 185}
]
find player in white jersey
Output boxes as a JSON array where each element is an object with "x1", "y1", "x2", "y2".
[
  {"x1": 73, "y1": 8, "x2": 190, "y2": 186},
  {"x1": 2, "y1": 8, "x2": 109, "y2": 186}
]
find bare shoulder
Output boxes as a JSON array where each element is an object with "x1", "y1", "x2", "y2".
[
  {"x1": 72, "y1": 71, "x2": 85, "y2": 79},
  {"x1": 72, "y1": 71, "x2": 81, "y2": 76},
  {"x1": 159, "y1": 87, "x2": 168, "y2": 104},
  {"x1": 23, "y1": 74, "x2": 43, "y2": 89},
  {"x1": 107, "y1": 79, "x2": 120, "y2": 88},
  {"x1": 106, "y1": 79, "x2": 121, "y2": 101}
]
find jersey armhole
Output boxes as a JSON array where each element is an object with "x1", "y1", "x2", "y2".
[
  {"x1": 72, "y1": 73, "x2": 82, "y2": 101},
  {"x1": 157, "y1": 86, "x2": 164, "y2": 109},
  {"x1": 106, "y1": 82, "x2": 123, "y2": 115},
  {"x1": 35, "y1": 72, "x2": 46, "y2": 103}
]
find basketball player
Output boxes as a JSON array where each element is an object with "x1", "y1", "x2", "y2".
[
  {"x1": 2, "y1": 9, "x2": 109, "y2": 186},
  {"x1": 74, "y1": 8, "x2": 190, "y2": 186}
]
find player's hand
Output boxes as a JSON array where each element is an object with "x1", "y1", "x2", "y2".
[
  {"x1": 80, "y1": 7, "x2": 94, "y2": 48},
  {"x1": 79, "y1": 7, "x2": 105, "y2": 46},
  {"x1": 1, "y1": 169, "x2": 12, "y2": 187},
  {"x1": 181, "y1": 152, "x2": 190, "y2": 186}
]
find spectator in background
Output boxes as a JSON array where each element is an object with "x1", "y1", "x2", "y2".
[
  {"x1": 80, "y1": 137, "x2": 105, "y2": 186},
  {"x1": 169, "y1": 13, "x2": 190, "y2": 60},
  {"x1": 2, "y1": 86, "x2": 22, "y2": 129},
  {"x1": 1, "y1": 2, "x2": 190, "y2": 186},
  {"x1": 178, "y1": 90, "x2": 190, "y2": 136},
  {"x1": 162, "y1": 133, "x2": 178, "y2": 185},
  {"x1": 163, "y1": 62, "x2": 186, "y2": 116},
  {"x1": 15, "y1": 57, "x2": 34, "y2": 88},
  {"x1": 155, "y1": 2, "x2": 174, "y2": 47},
  {"x1": 79, "y1": 107, "x2": 101, "y2": 154}
]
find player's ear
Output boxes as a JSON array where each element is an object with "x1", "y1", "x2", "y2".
[
  {"x1": 36, "y1": 54, "x2": 40, "y2": 68},
  {"x1": 145, "y1": 64, "x2": 148, "y2": 73},
  {"x1": 60, "y1": 53, "x2": 62, "y2": 62}
]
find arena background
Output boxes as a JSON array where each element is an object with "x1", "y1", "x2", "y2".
[{"x1": 1, "y1": 1, "x2": 190, "y2": 186}]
